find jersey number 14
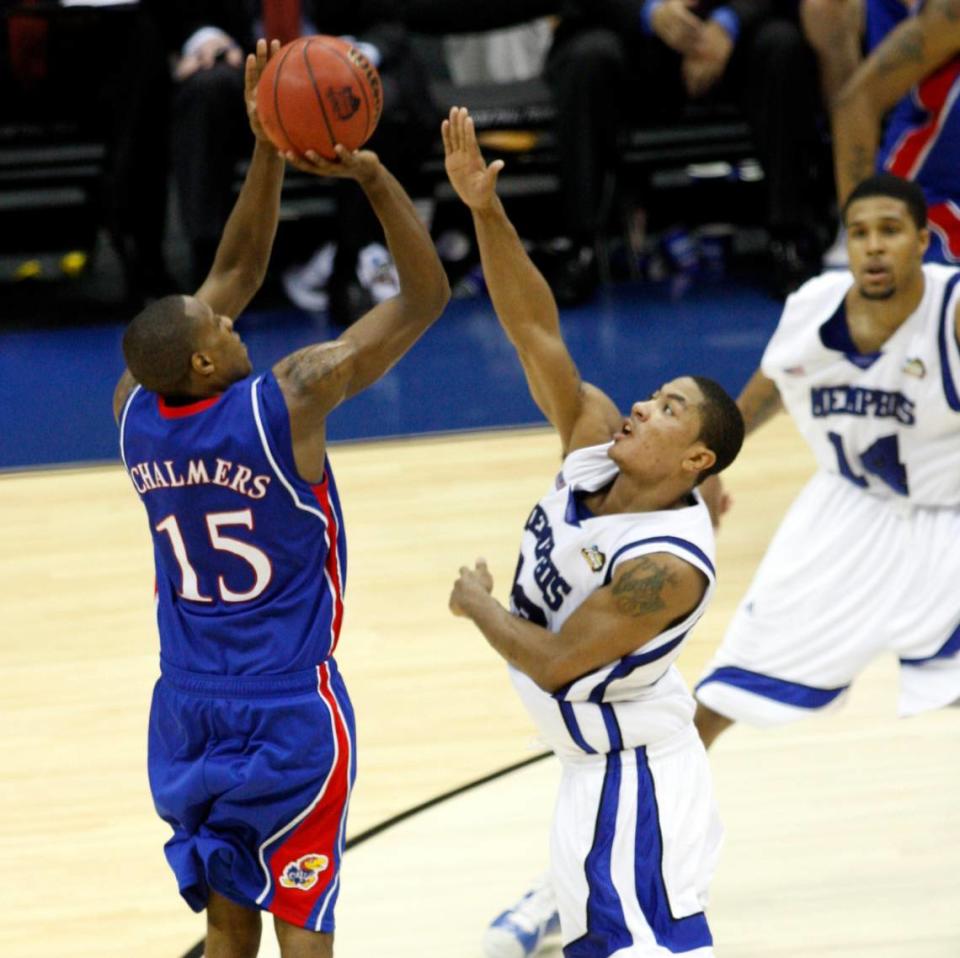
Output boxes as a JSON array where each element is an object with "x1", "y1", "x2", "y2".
[{"x1": 827, "y1": 432, "x2": 908, "y2": 495}]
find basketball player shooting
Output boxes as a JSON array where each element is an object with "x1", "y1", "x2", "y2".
[
  {"x1": 443, "y1": 106, "x2": 744, "y2": 958},
  {"x1": 112, "y1": 39, "x2": 449, "y2": 958}
]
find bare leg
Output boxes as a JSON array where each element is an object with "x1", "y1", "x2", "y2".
[
  {"x1": 694, "y1": 702, "x2": 734, "y2": 750},
  {"x1": 799, "y1": 0, "x2": 863, "y2": 106},
  {"x1": 275, "y1": 915, "x2": 334, "y2": 958},
  {"x1": 206, "y1": 890, "x2": 262, "y2": 958}
]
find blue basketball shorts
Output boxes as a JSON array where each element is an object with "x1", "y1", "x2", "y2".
[{"x1": 148, "y1": 658, "x2": 356, "y2": 932}]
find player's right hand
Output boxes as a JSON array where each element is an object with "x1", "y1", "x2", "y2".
[
  {"x1": 442, "y1": 107, "x2": 505, "y2": 212},
  {"x1": 246, "y1": 39, "x2": 282, "y2": 145},
  {"x1": 283, "y1": 145, "x2": 382, "y2": 185},
  {"x1": 651, "y1": 0, "x2": 704, "y2": 55}
]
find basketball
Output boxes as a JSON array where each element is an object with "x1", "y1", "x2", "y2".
[{"x1": 255, "y1": 35, "x2": 382, "y2": 161}]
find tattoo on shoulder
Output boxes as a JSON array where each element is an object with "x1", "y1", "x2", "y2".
[
  {"x1": 278, "y1": 345, "x2": 345, "y2": 393},
  {"x1": 611, "y1": 556, "x2": 679, "y2": 618},
  {"x1": 875, "y1": 23, "x2": 925, "y2": 75}
]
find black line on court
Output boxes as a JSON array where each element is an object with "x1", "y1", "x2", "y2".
[{"x1": 180, "y1": 750, "x2": 551, "y2": 958}]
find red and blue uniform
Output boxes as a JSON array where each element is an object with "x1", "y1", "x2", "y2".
[
  {"x1": 119, "y1": 371, "x2": 354, "y2": 932},
  {"x1": 869, "y1": 0, "x2": 960, "y2": 263}
]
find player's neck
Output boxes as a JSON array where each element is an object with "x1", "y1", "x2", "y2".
[
  {"x1": 847, "y1": 269, "x2": 925, "y2": 349},
  {"x1": 591, "y1": 473, "x2": 693, "y2": 516}
]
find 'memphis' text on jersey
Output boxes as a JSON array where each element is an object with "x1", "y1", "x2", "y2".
[
  {"x1": 810, "y1": 386, "x2": 916, "y2": 424},
  {"x1": 524, "y1": 505, "x2": 572, "y2": 610},
  {"x1": 128, "y1": 457, "x2": 272, "y2": 499}
]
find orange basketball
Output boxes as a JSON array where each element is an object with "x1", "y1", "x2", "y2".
[{"x1": 255, "y1": 35, "x2": 382, "y2": 160}]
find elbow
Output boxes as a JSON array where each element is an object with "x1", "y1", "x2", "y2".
[{"x1": 431, "y1": 268, "x2": 452, "y2": 318}]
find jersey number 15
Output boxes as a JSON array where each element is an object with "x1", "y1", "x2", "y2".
[{"x1": 155, "y1": 509, "x2": 272, "y2": 603}]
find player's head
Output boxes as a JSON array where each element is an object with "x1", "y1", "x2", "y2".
[
  {"x1": 611, "y1": 376, "x2": 744, "y2": 489},
  {"x1": 842, "y1": 174, "x2": 929, "y2": 301},
  {"x1": 123, "y1": 295, "x2": 251, "y2": 396}
]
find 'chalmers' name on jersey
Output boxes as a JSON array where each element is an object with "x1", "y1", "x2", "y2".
[
  {"x1": 810, "y1": 385, "x2": 916, "y2": 424},
  {"x1": 128, "y1": 457, "x2": 272, "y2": 499}
]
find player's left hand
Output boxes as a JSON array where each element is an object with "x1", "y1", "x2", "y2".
[
  {"x1": 449, "y1": 559, "x2": 495, "y2": 617},
  {"x1": 246, "y1": 38, "x2": 282, "y2": 145},
  {"x1": 682, "y1": 21, "x2": 733, "y2": 97}
]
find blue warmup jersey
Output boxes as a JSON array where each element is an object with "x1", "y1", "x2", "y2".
[
  {"x1": 119, "y1": 372, "x2": 347, "y2": 676},
  {"x1": 868, "y1": 0, "x2": 960, "y2": 263}
]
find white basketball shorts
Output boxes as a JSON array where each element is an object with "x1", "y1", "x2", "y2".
[
  {"x1": 696, "y1": 471, "x2": 960, "y2": 726},
  {"x1": 552, "y1": 726, "x2": 721, "y2": 958}
]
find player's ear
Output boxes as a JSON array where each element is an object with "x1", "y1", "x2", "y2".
[
  {"x1": 191, "y1": 350, "x2": 216, "y2": 378},
  {"x1": 683, "y1": 443, "x2": 716, "y2": 477},
  {"x1": 918, "y1": 226, "x2": 930, "y2": 258}
]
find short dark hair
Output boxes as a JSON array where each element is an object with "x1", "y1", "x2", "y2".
[
  {"x1": 842, "y1": 173, "x2": 927, "y2": 230},
  {"x1": 690, "y1": 376, "x2": 745, "y2": 483},
  {"x1": 122, "y1": 295, "x2": 201, "y2": 395}
]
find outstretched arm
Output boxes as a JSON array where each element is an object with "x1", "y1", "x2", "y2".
[
  {"x1": 113, "y1": 39, "x2": 283, "y2": 423},
  {"x1": 833, "y1": 1, "x2": 960, "y2": 204},
  {"x1": 442, "y1": 107, "x2": 620, "y2": 454},
  {"x1": 194, "y1": 38, "x2": 285, "y2": 317},
  {"x1": 273, "y1": 147, "x2": 450, "y2": 481}
]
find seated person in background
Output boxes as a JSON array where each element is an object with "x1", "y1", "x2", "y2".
[{"x1": 833, "y1": 0, "x2": 960, "y2": 265}]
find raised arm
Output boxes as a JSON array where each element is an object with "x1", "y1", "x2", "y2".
[
  {"x1": 450, "y1": 555, "x2": 707, "y2": 693},
  {"x1": 737, "y1": 368, "x2": 783, "y2": 437},
  {"x1": 273, "y1": 147, "x2": 450, "y2": 482},
  {"x1": 442, "y1": 106, "x2": 621, "y2": 454},
  {"x1": 112, "y1": 39, "x2": 283, "y2": 423},
  {"x1": 194, "y1": 38, "x2": 285, "y2": 317},
  {"x1": 833, "y1": 1, "x2": 960, "y2": 204}
]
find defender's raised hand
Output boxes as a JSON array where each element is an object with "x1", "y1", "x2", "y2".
[
  {"x1": 246, "y1": 38, "x2": 282, "y2": 144},
  {"x1": 442, "y1": 106, "x2": 505, "y2": 212}
]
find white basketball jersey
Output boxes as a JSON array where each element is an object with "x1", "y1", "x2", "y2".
[
  {"x1": 762, "y1": 263, "x2": 960, "y2": 505},
  {"x1": 507, "y1": 443, "x2": 717, "y2": 758}
]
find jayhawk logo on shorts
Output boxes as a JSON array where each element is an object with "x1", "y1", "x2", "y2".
[{"x1": 279, "y1": 853, "x2": 330, "y2": 891}]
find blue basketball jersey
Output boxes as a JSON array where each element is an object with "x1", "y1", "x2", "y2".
[
  {"x1": 119, "y1": 372, "x2": 347, "y2": 676},
  {"x1": 868, "y1": 0, "x2": 960, "y2": 262}
]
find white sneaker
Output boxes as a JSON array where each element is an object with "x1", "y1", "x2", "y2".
[
  {"x1": 356, "y1": 242, "x2": 400, "y2": 303},
  {"x1": 822, "y1": 226, "x2": 849, "y2": 270},
  {"x1": 483, "y1": 877, "x2": 560, "y2": 958},
  {"x1": 282, "y1": 242, "x2": 337, "y2": 313}
]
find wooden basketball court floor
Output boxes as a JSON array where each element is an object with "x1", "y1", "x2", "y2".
[{"x1": 2, "y1": 418, "x2": 958, "y2": 957}]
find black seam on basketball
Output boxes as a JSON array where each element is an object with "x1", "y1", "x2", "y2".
[
  {"x1": 272, "y1": 43, "x2": 299, "y2": 155},
  {"x1": 177, "y1": 751, "x2": 551, "y2": 957},
  {"x1": 312, "y1": 38, "x2": 374, "y2": 145},
  {"x1": 302, "y1": 38, "x2": 338, "y2": 156}
]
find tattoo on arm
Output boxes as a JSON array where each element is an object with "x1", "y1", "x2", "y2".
[
  {"x1": 875, "y1": 22, "x2": 926, "y2": 75},
  {"x1": 611, "y1": 556, "x2": 679, "y2": 618}
]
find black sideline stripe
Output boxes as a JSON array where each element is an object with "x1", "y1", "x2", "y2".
[{"x1": 179, "y1": 750, "x2": 551, "y2": 958}]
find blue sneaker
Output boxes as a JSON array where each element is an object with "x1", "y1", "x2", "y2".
[{"x1": 483, "y1": 878, "x2": 561, "y2": 958}]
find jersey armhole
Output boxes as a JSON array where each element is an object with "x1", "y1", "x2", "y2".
[{"x1": 938, "y1": 273, "x2": 960, "y2": 411}]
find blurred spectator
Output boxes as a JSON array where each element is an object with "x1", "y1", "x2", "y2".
[
  {"x1": 145, "y1": 0, "x2": 436, "y2": 324},
  {"x1": 542, "y1": 0, "x2": 828, "y2": 300},
  {"x1": 833, "y1": 0, "x2": 960, "y2": 264}
]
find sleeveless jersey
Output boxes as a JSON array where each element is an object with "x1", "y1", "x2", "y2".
[
  {"x1": 119, "y1": 372, "x2": 346, "y2": 676},
  {"x1": 507, "y1": 442, "x2": 717, "y2": 757},
  {"x1": 761, "y1": 263, "x2": 960, "y2": 505},
  {"x1": 867, "y1": 0, "x2": 960, "y2": 262}
]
